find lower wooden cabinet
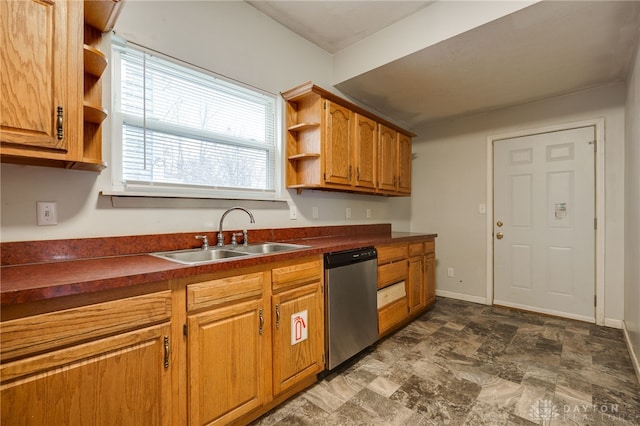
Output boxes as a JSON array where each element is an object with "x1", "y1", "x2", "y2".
[
  {"x1": 0, "y1": 290, "x2": 173, "y2": 426},
  {"x1": 187, "y1": 296, "x2": 267, "y2": 425},
  {"x1": 408, "y1": 249, "x2": 426, "y2": 314},
  {"x1": 272, "y1": 278, "x2": 324, "y2": 396},
  {"x1": 0, "y1": 243, "x2": 435, "y2": 425},
  {"x1": 185, "y1": 257, "x2": 324, "y2": 425},
  {"x1": 425, "y1": 241, "x2": 436, "y2": 306},
  {"x1": 376, "y1": 238, "x2": 436, "y2": 337}
]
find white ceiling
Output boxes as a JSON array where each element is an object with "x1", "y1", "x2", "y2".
[{"x1": 248, "y1": 1, "x2": 640, "y2": 130}]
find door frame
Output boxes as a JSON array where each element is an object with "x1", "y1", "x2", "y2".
[{"x1": 485, "y1": 118, "x2": 605, "y2": 325}]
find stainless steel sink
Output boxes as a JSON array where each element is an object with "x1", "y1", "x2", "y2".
[
  {"x1": 150, "y1": 242, "x2": 309, "y2": 265},
  {"x1": 151, "y1": 248, "x2": 249, "y2": 265},
  {"x1": 233, "y1": 242, "x2": 310, "y2": 254}
]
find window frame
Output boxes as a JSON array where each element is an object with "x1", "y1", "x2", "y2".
[{"x1": 108, "y1": 38, "x2": 283, "y2": 201}]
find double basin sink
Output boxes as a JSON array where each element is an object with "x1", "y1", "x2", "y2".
[{"x1": 151, "y1": 242, "x2": 310, "y2": 265}]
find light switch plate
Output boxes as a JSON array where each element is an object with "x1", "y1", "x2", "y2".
[{"x1": 37, "y1": 201, "x2": 58, "y2": 225}]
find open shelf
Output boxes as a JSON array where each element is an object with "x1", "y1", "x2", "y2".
[
  {"x1": 288, "y1": 153, "x2": 321, "y2": 161},
  {"x1": 83, "y1": 44, "x2": 107, "y2": 77},
  {"x1": 287, "y1": 122, "x2": 320, "y2": 133},
  {"x1": 83, "y1": 102, "x2": 108, "y2": 124}
]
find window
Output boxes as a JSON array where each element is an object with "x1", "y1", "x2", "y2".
[{"x1": 111, "y1": 40, "x2": 279, "y2": 199}]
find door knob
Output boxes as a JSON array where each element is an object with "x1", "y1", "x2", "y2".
[
  {"x1": 496, "y1": 232, "x2": 504, "y2": 240},
  {"x1": 496, "y1": 221, "x2": 503, "y2": 227}
]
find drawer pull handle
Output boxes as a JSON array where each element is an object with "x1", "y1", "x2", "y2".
[
  {"x1": 259, "y1": 308, "x2": 264, "y2": 335},
  {"x1": 275, "y1": 304, "x2": 280, "y2": 329}
]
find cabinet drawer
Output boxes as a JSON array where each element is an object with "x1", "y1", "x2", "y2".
[
  {"x1": 1, "y1": 290, "x2": 172, "y2": 362},
  {"x1": 378, "y1": 297, "x2": 408, "y2": 336},
  {"x1": 377, "y1": 244, "x2": 407, "y2": 264},
  {"x1": 187, "y1": 272, "x2": 265, "y2": 312},
  {"x1": 378, "y1": 260, "x2": 407, "y2": 289},
  {"x1": 377, "y1": 281, "x2": 406, "y2": 308},
  {"x1": 408, "y1": 242, "x2": 424, "y2": 257},
  {"x1": 425, "y1": 239, "x2": 435, "y2": 254},
  {"x1": 272, "y1": 258, "x2": 322, "y2": 292}
]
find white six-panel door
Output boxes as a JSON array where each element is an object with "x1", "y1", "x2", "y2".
[{"x1": 493, "y1": 126, "x2": 595, "y2": 322}]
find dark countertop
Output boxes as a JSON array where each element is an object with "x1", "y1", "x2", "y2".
[{"x1": 0, "y1": 225, "x2": 436, "y2": 306}]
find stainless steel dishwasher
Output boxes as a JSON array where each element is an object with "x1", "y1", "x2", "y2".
[{"x1": 324, "y1": 247, "x2": 378, "y2": 370}]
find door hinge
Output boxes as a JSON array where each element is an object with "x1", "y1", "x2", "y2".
[
  {"x1": 323, "y1": 172, "x2": 326, "y2": 182},
  {"x1": 594, "y1": 218, "x2": 598, "y2": 230},
  {"x1": 594, "y1": 295, "x2": 597, "y2": 307},
  {"x1": 183, "y1": 324, "x2": 188, "y2": 337},
  {"x1": 324, "y1": 101, "x2": 327, "y2": 110}
]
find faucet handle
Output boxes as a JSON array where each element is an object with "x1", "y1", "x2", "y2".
[
  {"x1": 242, "y1": 229, "x2": 249, "y2": 246},
  {"x1": 195, "y1": 235, "x2": 209, "y2": 250},
  {"x1": 231, "y1": 232, "x2": 244, "y2": 246}
]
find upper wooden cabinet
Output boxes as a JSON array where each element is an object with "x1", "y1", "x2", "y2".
[
  {"x1": 0, "y1": 0, "x2": 123, "y2": 171},
  {"x1": 282, "y1": 82, "x2": 414, "y2": 196},
  {"x1": 0, "y1": 0, "x2": 82, "y2": 158}
]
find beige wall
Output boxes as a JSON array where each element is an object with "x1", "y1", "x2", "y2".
[
  {"x1": 624, "y1": 39, "x2": 640, "y2": 373},
  {"x1": 410, "y1": 83, "x2": 627, "y2": 324}
]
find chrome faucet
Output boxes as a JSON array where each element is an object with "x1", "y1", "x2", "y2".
[{"x1": 217, "y1": 207, "x2": 255, "y2": 246}]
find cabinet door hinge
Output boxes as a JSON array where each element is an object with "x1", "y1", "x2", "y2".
[
  {"x1": 324, "y1": 101, "x2": 327, "y2": 110},
  {"x1": 163, "y1": 336, "x2": 170, "y2": 369},
  {"x1": 183, "y1": 324, "x2": 188, "y2": 337},
  {"x1": 322, "y1": 353, "x2": 326, "y2": 366}
]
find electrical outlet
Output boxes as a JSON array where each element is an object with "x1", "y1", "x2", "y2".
[
  {"x1": 447, "y1": 267, "x2": 455, "y2": 278},
  {"x1": 312, "y1": 206, "x2": 319, "y2": 219},
  {"x1": 346, "y1": 207, "x2": 352, "y2": 219},
  {"x1": 479, "y1": 203, "x2": 486, "y2": 214},
  {"x1": 366, "y1": 208, "x2": 372, "y2": 218},
  {"x1": 37, "y1": 201, "x2": 58, "y2": 226},
  {"x1": 289, "y1": 205, "x2": 297, "y2": 220}
]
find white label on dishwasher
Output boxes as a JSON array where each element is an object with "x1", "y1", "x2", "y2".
[{"x1": 291, "y1": 310, "x2": 308, "y2": 345}]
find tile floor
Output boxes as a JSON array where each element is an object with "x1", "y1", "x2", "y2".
[{"x1": 251, "y1": 297, "x2": 640, "y2": 425}]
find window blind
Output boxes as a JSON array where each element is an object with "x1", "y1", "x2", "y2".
[{"x1": 114, "y1": 43, "x2": 277, "y2": 195}]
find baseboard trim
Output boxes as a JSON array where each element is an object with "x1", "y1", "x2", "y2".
[
  {"x1": 604, "y1": 318, "x2": 623, "y2": 329},
  {"x1": 436, "y1": 290, "x2": 487, "y2": 305},
  {"x1": 622, "y1": 321, "x2": 640, "y2": 387}
]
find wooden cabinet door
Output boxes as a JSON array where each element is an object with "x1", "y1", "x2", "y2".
[
  {"x1": 425, "y1": 251, "x2": 436, "y2": 306},
  {"x1": 1, "y1": 323, "x2": 172, "y2": 426},
  {"x1": 0, "y1": 0, "x2": 80, "y2": 153},
  {"x1": 187, "y1": 298, "x2": 266, "y2": 426},
  {"x1": 378, "y1": 124, "x2": 398, "y2": 191},
  {"x1": 324, "y1": 100, "x2": 352, "y2": 186},
  {"x1": 272, "y1": 281, "x2": 324, "y2": 396},
  {"x1": 353, "y1": 113, "x2": 377, "y2": 190},
  {"x1": 408, "y1": 255, "x2": 426, "y2": 314},
  {"x1": 397, "y1": 132, "x2": 412, "y2": 194}
]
